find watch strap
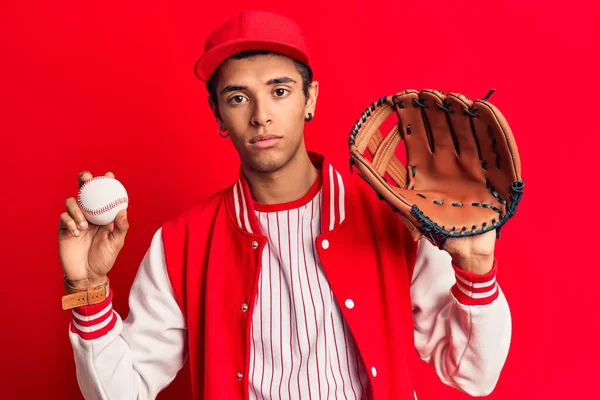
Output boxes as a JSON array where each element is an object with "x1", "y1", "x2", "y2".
[{"x1": 61, "y1": 276, "x2": 109, "y2": 310}]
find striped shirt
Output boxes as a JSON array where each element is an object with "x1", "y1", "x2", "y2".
[{"x1": 247, "y1": 173, "x2": 371, "y2": 400}]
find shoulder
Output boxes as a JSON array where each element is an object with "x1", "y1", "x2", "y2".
[
  {"x1": 161, "y1": 184, "x2": 231, "y2": 232},
  {"x1": 158, "y1": 184, "x2": 233, "y2": 304}
]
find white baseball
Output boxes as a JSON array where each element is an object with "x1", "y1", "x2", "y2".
[{"x1": 77, "y1": 176, "x2": 129, "y2": 226}]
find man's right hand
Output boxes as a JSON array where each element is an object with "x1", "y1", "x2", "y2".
[{"x1": 58, "y1": 171, "x2": 129, "y2": 289}]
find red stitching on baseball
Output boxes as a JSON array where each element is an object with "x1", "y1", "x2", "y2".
[{"x1": 77, "y1": 176, "x2": 128, "y2": 216}]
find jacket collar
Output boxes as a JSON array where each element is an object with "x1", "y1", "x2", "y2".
[{"x1": 226, "y1": 151, "x2": 350, "y2": 237}]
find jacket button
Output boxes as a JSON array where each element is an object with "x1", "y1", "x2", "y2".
[
  {"x1": 371, "y1": 366, "x2": 377, "y2": 377},
  {"x1": 241, "y1": 303, "x2": 249, "y2": 312},
  {"x1": 251, "y1": 240, "x2": 259, "y2": 249},
  {"x1": 321, "y1": 239, "x2": 330, "y2": 249},
  {"x1": 345, "y1": 299, "x2": 355, "y2": 309},
  {"x1": 236, "y1": 372, "x2": 243, "y2": 380}
]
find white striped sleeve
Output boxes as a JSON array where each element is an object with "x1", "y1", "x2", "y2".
[
  {"x1": 451, "y1": 261, "x2": 499, "y2": 306},
  {"x1": 70, "y1": 297, "x2": 116, "y2": 339},
  {"x1": 410, "y1": 238, "x2": 511, "y2": 397},
  {"x1": 68, "y1": 228, "x2": 188, "y2": 400}
]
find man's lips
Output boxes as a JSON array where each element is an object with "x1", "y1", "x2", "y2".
[
  {"x1": 249, "y1": 134, "x2": 281, "y2": 144},
  {"x1": 249, "y1": 134, "x2": 282, "y2": 149}
]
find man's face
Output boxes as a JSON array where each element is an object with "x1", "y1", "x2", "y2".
[{"x1": 212, "y1": 54, "x2": 317, "y2": 173}]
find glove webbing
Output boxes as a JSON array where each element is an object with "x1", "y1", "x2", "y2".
[{"x1": 354, "y1": 97, "x2": 408, "y2": 189}]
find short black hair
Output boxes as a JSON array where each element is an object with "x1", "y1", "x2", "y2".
[{"x1": 206, "y1": 50, "x2": 313, "y2": 113}]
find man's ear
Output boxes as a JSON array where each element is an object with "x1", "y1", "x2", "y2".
[
  {"x1": 207, "y1": 96, "x2": 223, "y2": 126},
  {"x1": 305, "y1": 81, "x2": 319, "y2": 117}
]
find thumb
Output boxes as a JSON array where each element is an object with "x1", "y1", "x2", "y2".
[{"x1": 111, "y1": 209, "x2": 129, "y2": 242}]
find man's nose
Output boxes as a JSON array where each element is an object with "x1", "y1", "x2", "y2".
[{"x1": 250, "y1": 97, "x2": 272, "y2": 127}]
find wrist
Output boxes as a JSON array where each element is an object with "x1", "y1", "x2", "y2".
[
  {"x1": 62, "y1": 275, "x2": 110, "y2": 310},
  {"x1": 451, "y1": 254, "x2": 494, "y2": 275},
  {"x1": 66, "y1": 275, "x2": 108, "y2": 290}
]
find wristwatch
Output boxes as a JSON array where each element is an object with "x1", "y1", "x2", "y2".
[{"x1": 61, "y1": 276, "x2": 110, "y2": 310}]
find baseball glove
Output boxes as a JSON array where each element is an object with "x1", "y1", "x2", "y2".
[{"x1": 348, "y1": 88, "x2": 524, "y2": 249}]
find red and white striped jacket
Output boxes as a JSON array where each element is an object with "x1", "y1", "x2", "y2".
[{"x1": 68, "y1": 152, "x2": 511, "y2": 399}]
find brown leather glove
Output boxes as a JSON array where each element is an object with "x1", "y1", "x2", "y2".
[{"x1": 348, "y1": 88, "x2": 524, "y2": 250}]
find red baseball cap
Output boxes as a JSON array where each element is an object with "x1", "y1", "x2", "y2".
[{"x1": 193, "y1": 10, "x2": 312, "y2": 82}]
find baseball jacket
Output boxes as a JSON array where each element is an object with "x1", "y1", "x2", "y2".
[{"x1": 68, "y1": 151, "x2": 511, "y2": 399}]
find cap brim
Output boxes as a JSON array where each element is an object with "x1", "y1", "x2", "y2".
[{"x1": 193, "y1": 39, "x2": 310, "y2": 82}]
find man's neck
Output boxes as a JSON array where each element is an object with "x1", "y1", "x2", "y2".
[{"x1": 243, "y1": 149, "x2": 319, "y2": 205}]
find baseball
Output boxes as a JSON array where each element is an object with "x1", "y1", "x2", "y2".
[{"x1": 77, "y1": 176, "x2": 129, "y2": 226}]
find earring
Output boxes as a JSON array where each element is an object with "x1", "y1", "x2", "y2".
[
  {"x1": 218, "y1": 126, "x2": 229, "y2": 138},
  {"x1": 305, "y1": 113, "x2": 313, "y2": 122}
]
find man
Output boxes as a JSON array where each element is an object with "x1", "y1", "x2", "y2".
[{"x1": 58, "y1": 10, "x2": 511, "y2": 400}]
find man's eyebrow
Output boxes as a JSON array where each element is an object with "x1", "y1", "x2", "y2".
[
  {"x1": 219, "y1": 77, "x2": 297, "y2": 96},
  {"x1": 220, "y1": 85, "x2": 247, "y2": 96},
  {"x1": 266, "y1": 76, "x2": 297, "y2": 85}
]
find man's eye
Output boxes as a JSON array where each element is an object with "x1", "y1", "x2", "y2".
[
  {"x1": 230, "y1": 95, "x2": 247, "y2": 104},
  {"x1": 274, "y1": 88, "x2": 289, "y2": 97}
]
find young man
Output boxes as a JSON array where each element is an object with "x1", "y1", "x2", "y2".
[{"x1": 58, "y1": 10, "x2": 511, "y2": 400}]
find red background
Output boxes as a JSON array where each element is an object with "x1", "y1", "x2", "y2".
[{"x1": 1, "y1": 0, "x2": 598, "y2": 399}]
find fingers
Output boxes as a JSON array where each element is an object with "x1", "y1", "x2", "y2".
[
  {"x1": 471, "y1": 98, "x2": 522, "y2": 202},
  {"x1": 60, "y1": 197, "x2": 88, "y2": 235},
  {"x1": 407, "y1": 90, "x2": 498, "y2": 183},
  {"x1": 445, "y1": 93, "x2": 482, "y2": 161},
  {"x1": 66, "y1": 197, "x2": 88, "y2": 229},
  {"x1": 59, "y1": 210, "x2": 84, "y2": 237},
  {"x1": 78, "y1": 171, "x2": 92, "y2": 188},
  {"x1": 114, "y1": 209, "x2": 129, "y2": 232},
  {"x1": 392, "y1": 90, "x2": 433, "y2": 169},
  {"x1": 78, "y1": 171, "x2": 115, "y2": 188},
  {"x1": 109, "y1": 209, "x2": 129, "y2": 244},
  {"x1": 472, "y1": 99, "x2": 520, "y2": 177},
  {"x1": 419, "y1": 89, "x2": 460, "y2": 154}
]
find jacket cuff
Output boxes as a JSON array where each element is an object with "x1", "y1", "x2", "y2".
[
  {"x1": 451, "y1": 258, "x2": 499, "y2": 306},
  {"x1": 69, "y1": 289, "x2": 116, "y2": 340}
]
